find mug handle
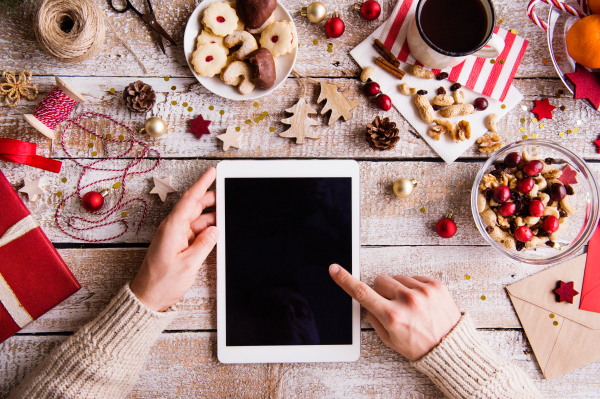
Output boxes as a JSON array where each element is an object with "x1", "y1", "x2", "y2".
[{"x1": 472, "y1": 34, "x2": 505, "y2": 59}]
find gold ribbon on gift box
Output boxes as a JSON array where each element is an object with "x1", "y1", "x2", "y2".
[{"x1": 0, "y1": 215, "x2": 38, "y2": 328}]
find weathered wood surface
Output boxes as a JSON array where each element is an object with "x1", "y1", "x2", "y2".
[
  {"x1": 3, "y1": 160, "x2": 598, "y2": 245},
  {"x1": 0, "y1": 0, "x2": 558, "y2": 79},
  {"x1": 1, "y1": 77, "x2": 599, "y2": 160},
  {"x1": 3, "y1": 331, "x2": 600, "y2": 398}
]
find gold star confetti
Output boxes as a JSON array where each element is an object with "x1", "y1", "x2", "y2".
[
  {"x1": 121, "y1": 212, "x2": 127, "y2": 217},
  {"x1": 523, "y1": 135, "x2": 529, "y2": 139},
  {"x1": 550, "y1": 313, "x2": 555, "y2": 319},
  {"x1": 520, "y1": 127, "x2": 525, "y2": 132},
  {"x1": 269, "y1": 127, "x2": 275, "y2": 132},
  {"x1": 567, "y1": 129, "x2": 572, "y2": 134},
  {"x1": 113, "y1": 182, "x2": 122, "y2": 189},
  {"x1": 91, "y1": 134, "x2": 96, "y2": 140},
  {"x1": 61, "y1": 177, "x2": 67, "y2": 183},
  {"x1": 118, "y1": 135, "x2": 124, "y2": 140},
  {"x1": 263, "y1": 111, "x2": 268, "y2": 116},
  {"x1": 490, "y1": 59, "x2": 496, "y2": 64},
  {"x1": 510, "y1": 29, "x2": 517, "y2": 34},
  {"x1": 106, "y1": 134, "x2": 112, "y2": 139},
  {"x1": 220, "y1": 110, "x2": 225, "y2": 115},
  {"x1": 255, "y1": 117, "x2": 260, "y2": 122},
  {"x1": 539, "y1": 124, "x2": 544, "y2": 129},
  {"x1": 209, "y1": 105, "x2": 214, "y2": 110},
  {"x1": 246, "y1": 119, "x2": 251, "y2": 124},
  {"x1": 498, "y1": 18, "x2": 503, "y2": 23},
  {"x1": 56, "y1": 191, "x2": 62, "y2": 197},
  {"x1": 92, "y1": 151, "x2": 98, "y2": 156},
  {"x1": 164, "y1": 77, "x2": 170, "y2": 81},
  {"x1": 327, "y1": 47, "x2": 333, "y2": 53},
  {"x1": 499, "y1": 59, "x2": 504, "y2": 64},
  {"x1": 188, "y1": 107, "x2": 193, "y2": 112},
  {"x1": 573, "y1": 128, "x2": 579, "y2": 133},
  {"x1": 253, "y1": 102, "x2": 259, "y2": 107},
  {"x1": 532, "y1": 133, "x2": 537, "y2": 138},
  {"x1": 313, "y1": 39, "x2": 319, "y2": 45},
  {"x1": 172, "y1": 101, "x2": 177, "y2": 105},
  {"x1": 109, "y1": 88, "x2": 115, "y2": 94},
  {"x1": 553, "y1": 321, "x2": 559, "y2": 326},
  {"x1": 465, "y1": 275, "x2": 471, "y2": 280},
  {"x1": 420, "y1": 207, "x2": 426, "y2": 213},
  {"x1": 481, "y1": 295, "x2": 487, "y2": 300},
  {"x1": 88, "y1": 143, "x2": 93, "y2": 148},
  {"x1": 234, "y1": 126, "x2": 240, "y2": 132},
  {"x1": 171, "y1": 86, "x2": 176, "y2": 90},
  {"x1": 501, "y1": 104, "x2": 506, "y2": 109},
  {"x1": 532, "y1": 117, "x2": 538, "y2": 123},
  {"x1": 259, "y1": 115, "x2": 264, "y2": 120},
  {"x1": 576, "y1": 120, "x2": 582, "y2": 125},
  {"x1": 559, "y1": 132, "x2": 565, "y2": 137},
  {"x1": 520, "y1": 118, "x2": 525, "y2": 123},
  {"x1": 183, "y1": 102, "x2": 188, "y2": 107}
]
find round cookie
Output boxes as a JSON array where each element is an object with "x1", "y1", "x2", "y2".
[
  {"x1": 260, "y1": 21, "x2": 294, "y2": 57},
  {"x1": 237, "y1": 0, "x2": 277, "y2": 29},
  {"x1": 224, "y1": 30, "x2": 258, "y2": 60},
  {"x1": 197, "y1": 30, "x2": 229, "y2": 55},
  {"x1": 225, "y1": 1, "x2": 245, "y2": 31},
  {"x1": 247, "y1": 48, "x2": 276, "y2": 90},
  {"x1": 192, "y1": 43, "x2": 228, "y2": 77},
  {"x1": 202, "y1": 2, "x2": 239, "y2": 37},
  {"x1": 282, "y1": 21, "x2": 298, "y2": 55}
]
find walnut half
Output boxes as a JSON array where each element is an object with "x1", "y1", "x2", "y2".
[{"x1": 477, "y1": 132, "x2": 502, "y2": 153}]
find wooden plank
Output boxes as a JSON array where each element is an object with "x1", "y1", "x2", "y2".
[
  {"x1": 0, "y1": 0, "x2": 556, "y2": 79},
  {"x1": 2, "y1": 330, "x2": 600, "y2": 398},
  {"x1": 3, "y1": 160, "x2": 599, "y2": 245},
  {"x1": 19, "y1": 246, "x2": 581, "y2": 333},
  {"x1": 1, "y1": 77, "x2": 599, "y2": 160}
]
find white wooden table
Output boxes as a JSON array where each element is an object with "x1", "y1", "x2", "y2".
[{"x1": 1, "y1": 0, "x2": 600, "y2": 397}]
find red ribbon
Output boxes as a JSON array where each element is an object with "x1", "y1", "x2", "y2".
[{"x1": 0, "y1": 138, "x2": 62, "y2": 174}]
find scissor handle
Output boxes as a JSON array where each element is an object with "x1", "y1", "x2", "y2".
[{"x1": 108, "y1": 0, "x2": 142, "y2": 16}]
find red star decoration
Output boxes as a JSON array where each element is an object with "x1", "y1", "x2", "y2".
[
  {"x1": 558, "y1": 165, "x2": 578, "y2": 185},
  {"x1": 189, "y1": 114, "x2": 212, "y2": 139},
  {"x1": 554, "y1": 280, "x2": 579, "y2": 304},
  {"x1": 565, "y1": 63, "x2": 600, "y2": 110},
  {"x1": 531, "y1": 98, "x2": 556, "y2": 121}
]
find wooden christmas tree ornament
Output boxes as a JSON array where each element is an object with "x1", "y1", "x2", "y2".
[
  {"x1": 317, "y1": 82, "x2": 361, "y2": 125},
  {"x1": 280, "y1": 98, "x2": 320, "y2": 144}
]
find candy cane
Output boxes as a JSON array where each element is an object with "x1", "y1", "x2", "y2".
[{"x1": 527, "y1": 0, "x2": 587, "y2": 30}]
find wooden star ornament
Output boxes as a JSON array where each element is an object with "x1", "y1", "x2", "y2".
[
  {"x1": 531, "y1": 98, "x2": 556, "y2": 121},
  {"x1": 565, "y1": 63, "x2": 600, "y2": 110},
  {"x1": 18, "y1": 177, "x2": 46, "y2": 201},
  {"x1": 317, "y1": 82, "x2": 361, "y2": 126},
  {"x1": 554, "y1": 280, "x2": 579, "y2": 304},
  {"x1": 150, "y1": 176, "x2": 177, "y2": 202},
  {"x1": 280, "y1": 98, "x2": 320, "y2": 144},
  {"x1": 189, "y1": 114, "x2": 212, "y2": 139},
  {"x1": 217, "y1": 126, "x2": 244, "y2": 150}
]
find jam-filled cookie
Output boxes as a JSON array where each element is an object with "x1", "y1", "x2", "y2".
[
  {"x1": 224, "y1": 1, "x2": 245, "y2": 31},
  {"x1": 260, "y1": 21, "x2": 294, "y2": 57},
  {"x1": 202, "y1": 2, "x2": 239, "y2": 37},
  {"x1": 282, "y1": 21, "x2": 298, "y2": 55},
  {"x1": 197, "y1": 30, "x2": 229, "y2": 55},
  {"x1": 192, "y1": 43, "x2": 228, "y2": 77}
]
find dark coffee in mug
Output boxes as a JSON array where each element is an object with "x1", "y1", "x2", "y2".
[{"x1": 419, "y1": 0, "x2": 489, "y2": 54}]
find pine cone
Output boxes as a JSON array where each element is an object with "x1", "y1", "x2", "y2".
[
  {"x1": 366, "y1": 116, "x2": 400, "y2": 150},
  {"x1": 123, "y1": 80, "x2": 156, "y2": 113}
]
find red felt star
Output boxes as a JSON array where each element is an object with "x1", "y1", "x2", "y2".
[
  {"x1": 189, "y1": 114, "x2": 212, "y2": 139},
  {"x1": 554, "y1": 280, "x2": 579, "y2": 304},
  {"x1": 531, "y1": 98, "x2": 556, "y2": 121},
  {"x1": 595, "y1": 139, "x2": 600, "y2": 154},
  {"x1": 565, "y1": 63, "x2": 600, "y2": 110},
  {"x1": 558, "y1": 165, "x2": 578, "y2": 185}
]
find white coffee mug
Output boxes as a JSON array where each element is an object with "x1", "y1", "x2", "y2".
[{"x1": 407, "y1": 0, "x2": 505, "y2": 70}]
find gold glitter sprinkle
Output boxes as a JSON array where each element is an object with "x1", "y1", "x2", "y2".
[
  {"x1": 550, "y1": 313, "x2": 555, "y2": 318},
  {"x1": 328, "y1": 43, "x2": 333, "y2": 47},
  {"x1": 520, "y1": 118, "x2": 525, "y2": 123},
  {"x1": 92, "y1": 151, "x2": 98, "y2": 156},
  {"x1": 164, "y1": 77, "x2": 170, "y2": 81},
  {"x1": 91, "y1": 134, "x2": 96, "y2": 140},
  {"x1": 56, "y1": 191, "x2": 62, "y2": 197},
  {"x1": 183, "y1": 102, "x2": 188, "y2": 107},
  {"x1": 235, "y1": 126, "x2": 241, "y2": 131},
  {"x1": 523, "y1": 135, "x2": 529, "y2": 139},
  {"x1": 220, "y1": 110, "x2": 225, "y2": 115},
  {"x1": 259, "y1": 115, "x2": 264, "y2": 120},
  {"x1": 520, "y1": 127, "x2": 525, "y2": 132},
  {"x1": 553, "y1": 321, "x2": 559, "y2": 326},
  {"x1": 573, "y1": 128, "x2": 579, "y2": 133},
  {"x1": 263, "y1": 111, "x2": 268, "y2": 116},
  {"x1": 172, "y1": 101, "x2": 177, "y2": 105},
  {"x1": 481, "y1": 295, "x2": 486, "y2": 300},
  {"x1": 490, "y1": 59, "x2": 496, "y2": 64},
  {"x1": 532, "y1": 118, "x2": 538, "y2": 123},
  {"x1": 420, "y1": 207, "x2": 426, "y2": 213},
  {"x1": 109, "y1": 88, "x2": 115, "y2": 94},
  {"x1": 542, "y1": 58, "x2": 548, "y2": 64},
  {"x1": 61, "y1": 177, "x2": 67, "y2": 183},
  {"x1": 122, "y1": 212, "x2": 127, "y2": 217},
  {"x1": 465, "y1": 275, "x2": 471, "y2": 280},
  {"x1": 171, "y1": 86, "x2": 176, "y2": 90},
  {"x1": 532, "y1": 133, "x2": 537, "y2": 138},
  {"x1": 246, "y1": 119, "x2": 251, "y2": 124},
  {"x1": 88, "y1": 143, "x2": 93, "y2": 148},
  {"x1": 539, "y1": 124, "x2": 544, "y2": 129},
  {"x1": 501, "y1": 104, "x2": 506, "y2": 109},
  {"x1": 559, "y1": 132, "x2": 565, "y2": 137},
  {"x1": 113, "y1": 182, "x2": 122, "y2": 189},
  {"x1": 577, "y1": 120, "x2": 582, "y2": 125},
  {"x1": 510, "y1": 29, "x2": 517, "y2": 34},
  {"x1": 567, "y1": 129, "x2": 572, "y2": 134},
  {"x1": 269, "y1": 127, "x2": 275, "y2": 132},
  {"x1": 255, "y1": 117, "x2": 260, "y2": 122},
  {"x1": 118, "y1": 135, "x2": 124, "y2": 141},
  {"x1": 253, "y1": 102, "x2": 259, "y2": 107},
  {"x1": 521, "y1": 105, "x2": 528, "y2": 111},
  {"x1": 313, "y1": 39, "x2": 319, "y2": 45},
  {"x1": 209, "y1": 105, "x2": 214, "y2": 110},
  {"x1": 498, "y1": 18, "x2": 503, "y2": 23},
  {"x1": 499, "y1": 59, "x2": 504, "y2": 64},
  {"x1": 560, "y1": 105, "x2": 566, "y2": 111},
  {"x1": 327, "y1": 48, "x2": 333, "y2": 52},
  {"x1": 106, "y1": 134, "x2": 112, "y2": 139},
  {"x1": 188, "y1": 107, "x2": 193, "y2": 112}
]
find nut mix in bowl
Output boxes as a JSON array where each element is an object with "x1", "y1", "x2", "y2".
[{"x1": 471, "y1": 140, "x2": 599, "y2": 265}]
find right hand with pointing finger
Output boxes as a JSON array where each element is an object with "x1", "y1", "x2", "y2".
[{"x1": 329, "y1": 263, "x2": 461, "y2": 361}]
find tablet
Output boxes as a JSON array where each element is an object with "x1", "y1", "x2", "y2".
[{"x1": 216, "y1": 160, "x2": 360, "y2": 364}]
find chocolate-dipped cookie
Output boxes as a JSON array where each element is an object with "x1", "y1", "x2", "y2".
[
  {"x1": 247, "y1": 48, "x2": 276, "y2": 90},
  {"x1": 237, "y1": 0, "x2": 277, "y2": 29}
]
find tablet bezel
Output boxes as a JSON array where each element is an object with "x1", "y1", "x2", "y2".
[{"x1": 216, "y1": 160, "x2": 361, "y2": 364}]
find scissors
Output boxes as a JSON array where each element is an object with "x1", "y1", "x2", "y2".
[{"x1": 109, "y1": 0, "x2": 177, "y2": 54}]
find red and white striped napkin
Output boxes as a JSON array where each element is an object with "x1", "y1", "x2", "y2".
[{"x1": 379, "y1": 0, "x2": 529, "y2": 101}]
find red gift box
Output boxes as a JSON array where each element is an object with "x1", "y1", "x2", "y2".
[{"x1": 0, "y1": 170, "x2": 80, "y2": 343}]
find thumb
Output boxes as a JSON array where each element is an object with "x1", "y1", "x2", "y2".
[{"x1": 183, "y1": 226, "x2": 219, "y2": 267}]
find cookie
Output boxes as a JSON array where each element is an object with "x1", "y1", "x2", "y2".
[
  {"x1": 192, "y1": 43, "x2": 228, "y2": 77},
  {"x1": 202, "y1": 2, "x2": 239, "y2": 37},
  {"x1": 197, "y1": 30, "x2": 229, "y2": 55},
  {"x1": 224, "y1": 1, "x2": 245, "y2": 31},
  {"x1": 247, "y1": 48, "x2": 276, "y2": 90},
  {"x1": 246, "y1": 13, "x2": 274, "y2": 34},
  {"x1": 220, "y1": 55, "x2": 241, "y2": 85},
  {"x1": 237, "y1": 0, "x2": 277, "y2": 29},
  {"x1": 283, "y1": 21, "x2": 298, "y2": 55},
  {"x1": 260, "y1": 21, "x2": 294, "y2": 57},
  {"x1": 224, "y1": 30, "x2": 258, "y2": 60},
  {"x1": 222, "y1": 60, "x2": 255, "y2": 95}
]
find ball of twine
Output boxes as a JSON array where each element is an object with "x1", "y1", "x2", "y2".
[{"x1": 34, "y1": 0, "x2": 106, "y2": 64}]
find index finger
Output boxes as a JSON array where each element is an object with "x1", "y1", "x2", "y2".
[
  {"x1": 329, "y1": 264, "x2": 391, "y2": 321},
  {"x1": 171, "y1": 167, "x2": 216, "y2": 222}
]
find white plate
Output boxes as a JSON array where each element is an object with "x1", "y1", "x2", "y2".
[{"x1": 183, "y1": 0, "x2": 298, "y2": 101}]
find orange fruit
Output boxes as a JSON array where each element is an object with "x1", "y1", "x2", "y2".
[
  {"x1": 566, "y1": 14, "x2": 600, "y2": 69},
  {"x1": 589, "y1": 0, "x2": 600, "y2": 15}
]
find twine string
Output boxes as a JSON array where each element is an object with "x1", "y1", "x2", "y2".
[
  {"x1": 292, "y1": 69, "x2": 318, "y2": 100},
  {"x1": 33, "y1": 87, "x2": 77, "y2": 130}
]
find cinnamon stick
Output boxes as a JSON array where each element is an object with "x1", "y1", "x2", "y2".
[
  {"x1": 374, "y1": 39, "x2": 400, "y2": 67},
  {"x1": 375, "y1": 57, "x2": 405, "y2": 80}
]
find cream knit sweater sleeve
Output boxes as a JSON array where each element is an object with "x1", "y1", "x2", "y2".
[
  {"x1": 411, "y1": 313, "x2": 542, "y2": 399},
  {"x1": 9, "y1": 284, "x2": 176, "y2": 399}
]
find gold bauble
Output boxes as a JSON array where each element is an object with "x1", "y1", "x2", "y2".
[
  {"x1": 300, "y1": 1, "x2": 327, "y2": 23},
  {"x1": 393, "y1": 178, "x2": 418, "y2": 198},
  {"x1": 141, "y1": 117, "x2": 167, "y2": 138}
]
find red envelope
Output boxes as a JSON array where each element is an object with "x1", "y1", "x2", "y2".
[{"x1": 580, "y1": 222, "x2": 600, "y2": 313}]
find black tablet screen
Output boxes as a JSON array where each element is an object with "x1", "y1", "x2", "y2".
[{"x1": 225, "y1": 177, "x2": 353, "y2": 346}]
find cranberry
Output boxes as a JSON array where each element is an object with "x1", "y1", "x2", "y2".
[
  {"x1": 271, "y1": 35, "x2": 279, "y2": 43},
  {"x1": 523, "y1": 160, "x2": 544, "y2": 176},
  {"x1": 363, "y1": 81, "x2": 380, "y2": 96},
  {"x1": 217, "y1": 16, "x2": 225, "y2": 23},
  {"x1": 549, "y1": 183, "x2": 567, "y2": 201},
  {"x1": 529, "y1": 200, "x2": 545, "y2": 217},
  {"x1": 498, "y1": 202, "x2": 516, "y2": 217},
  {"x1": 376, "y1": 94, "x2": 392, "y2": 111},
  {"x1": 493, "y1": 185, "x2": 511, "y2": 204},
  {"x1": 473, "y1": 97, "x2": 489, "y2": 111},
  {"x1": 517, "y1": 177, "x2": 535, "y2": 193},
  {"x1": 514, "y1": 226, "x2": 533, "y2": 242},
  {"x1": 504, "y1": 152, "x2": 522, "y2": 168},
  {"x1": 543, "y1": 216, "x2": 560, "y2": 233},
  {"x1": 205, "y1": 55, "x2": 214, "y2": 62}
]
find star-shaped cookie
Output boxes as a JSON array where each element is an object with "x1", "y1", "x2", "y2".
[
  {"x1": 19, "y1": 177, "x2": 47, "y2": 201},
  {"x1": 217, "y1": 126, "x2": 244, "y2": 150},
  {"x1": 150, "y1": 176, "x2": 177, "y2": 202},
  {"x1": 554, "y1": 280, "x2": 579, "y2": 304},
  {"x1": 565, "y1": 63, "x2": 600, "y2": 110},
  {"x1": 531, "y1": 98, "x2": 556, "y2": 121},
  {"x1": 189, "y1": 114, "x2": 212, "y2": 139}
]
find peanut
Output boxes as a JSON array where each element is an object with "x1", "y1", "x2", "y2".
[
  {"x1": 432, "y1": 94, "x2": 454, "y2": 106},
  {"x1": 415, "y1": 94, "x2": 434, "y2": 123},
  {"x1": 439, "y1": 104, "x2": 475, "y2": 117},
  {"x1": 485, "y1": 113, "x2": 498, "y2": 132},
  {"x1": 405, "y1": 64, "x2": 435, "y2": 79}
]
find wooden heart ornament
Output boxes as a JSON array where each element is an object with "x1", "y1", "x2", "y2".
[{"x1": 237, "y1": 0, "x2": 277, "y2": 29}]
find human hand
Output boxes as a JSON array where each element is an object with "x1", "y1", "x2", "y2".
[
  {"x1": 130, "y1": 168, "x2": 219, "y2": 312},
  {"x1": 329, "y1": 264, "x2": 461, "y2": 361}
]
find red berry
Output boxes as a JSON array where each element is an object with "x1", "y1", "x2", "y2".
[
  {"x1": 517, "y1": 177, "x2": 535, "y2": 193},
  {"x1": 498, "y1": 202, "x2": 516, "y2": 217},
  {"x1": 493, "y1": 185, "x2": 511, "y2": 204},
  {"x1": 529, "y1": 200, "x2": 545, "y2": 217},
  {"x1": 436, "y1": 217, "x2": 457, "y2": 238},
  {"x1": 523, "y1": 160, "x2": 544, "y2": 176},
  {"x1": 376, "y1": 94, "x2": 392, "y2": 111},
  {"x1": 504, "y1": 152, "x2": 522, "y2": 168},
  {"x1": 473, "y1": 97, "x2": 489, "y2": 111},
  {"x1": 549, "y1": 183, "x2": 567, "y2": 201},
  {"x1": 543, "y1": 216, "x2": 560, "y2": 233},
  {"x1": 325, "y1": 14, "x2": 345, "y2": 38},
  {"x1": 363, "y1": 81, "x2": 380, "y2": 96},
  {"x1": 514, "y1": 226, "x2": 533, "y2": 242}
]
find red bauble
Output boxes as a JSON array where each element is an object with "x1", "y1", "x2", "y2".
[
  {"x1": 81, "y1": 189, "x2": 109, "y2": 212},
  {"x1": 325, "y1": 12, "x2": 345, "y2": 38},
  {"x1": 376, "y1": 94, "x2": 392, "y2": 111},
  {"x1": 356, "y1": 1, "x2": 381, "y2": 21},
  {"x1": 436, "y1": 213, "x2": 457, "y2": 239}
]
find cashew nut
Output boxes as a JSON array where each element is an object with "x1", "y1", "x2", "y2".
[
  {"x1": 477, "y1": 193, "x2": 488, "y2": 213},
  {"x1": 360, "y1": 66, "x2": 375, "y2": 82},
  {"x1": 539, "y1": 192, "x2": 550, "y2": 206},
  {"x1": 399, "y1": 83, "x2": 417, "y2": 96},
  {"x1": 453, "y1": 90, "x2": 465, "y2": 104},
  {"x1": 525, "y1": 236, "x2": 547, "y2": 249},
  {"x1": 549, "y1": 217, "x2": 568, "y2": 241},
  {"x1": 515, "y1": 217, "x2": 525, "y2": 227},
  {"x1": 533, "y1": 176, "x2": 547, "y2": 190},
  {"x1": 525, "y1": 216, "x2": 540, "y2": 226},
  {"x1": 529, "y1": 184, "x2": 540, "y2": 198},
  {"x1": 543, "y1": 207, "x2": 560, "y2": 218},
  {"x1": 485, "y1": 113, "x2": 498, "y2": 132},
  {"x1": 560, "y1": 197, "x2": 575, "y2": 215}
]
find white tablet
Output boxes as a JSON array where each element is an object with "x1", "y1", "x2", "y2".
[{"x1": 216, "y1": 160, "x2": 360, "y2": 364}]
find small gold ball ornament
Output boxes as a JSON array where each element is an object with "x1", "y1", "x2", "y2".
[
  {"x1": 393, "y1": 178, "x2": 418, "y2": 198},
  {"x1": 300, "y1": 1, "x2": 327, "y2": 23},
  {"x1": 141, "y1": 117, "x2": 167, "y2": 138}
]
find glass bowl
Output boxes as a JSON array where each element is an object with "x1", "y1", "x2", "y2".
[{"x1": 471, "y1": 139, "x2": 599, "y2": 265}]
